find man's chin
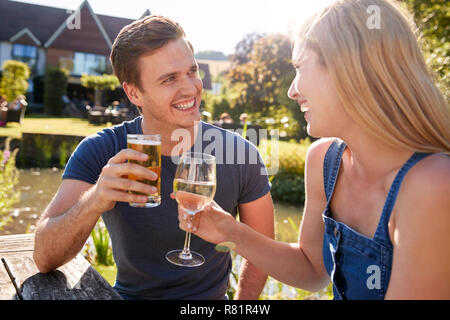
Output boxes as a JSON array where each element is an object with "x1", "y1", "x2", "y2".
[{"x1": 176, "y1": 116, "x2": 201, "y2": 129}]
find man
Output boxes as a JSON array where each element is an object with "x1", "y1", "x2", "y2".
[{"x1": 33, "y1": 15, "x2": 274, "y2": 300}]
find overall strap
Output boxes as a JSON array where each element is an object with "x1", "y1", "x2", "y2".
[
  {"x1": 323, "y1": 138, "x2": 347, "y2": 205},
  {"x1": 374, "y1": 152, "x2": 432, "y2": 246}
]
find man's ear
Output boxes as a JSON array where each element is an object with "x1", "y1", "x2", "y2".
[{"x1": 122, "y1": 82, "x2": 143, "y2": 107}]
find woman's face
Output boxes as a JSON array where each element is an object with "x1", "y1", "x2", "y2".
[{"x1": 288, "y1": 41, "x2": 347, "y2": 138}]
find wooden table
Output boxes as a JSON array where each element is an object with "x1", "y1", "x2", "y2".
[{"x1": 0, "y1": 234, "x2": 122, "y2": 300}]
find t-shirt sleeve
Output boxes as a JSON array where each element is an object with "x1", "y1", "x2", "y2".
[
  {"x1": 238, "y1": 141, "x2": 271, "y2": 204},
  {"x1": 62, "y1": 132, "x2": 118, "y2": 185}
]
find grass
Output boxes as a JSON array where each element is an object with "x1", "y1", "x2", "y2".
[
  {"x1": 93, "y1": 264, "x2": 117, "y2": 286},
  {"x1": 0, "y1": 114, "x2": 110, "y2": 139}
]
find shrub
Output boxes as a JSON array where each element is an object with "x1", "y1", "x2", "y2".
[
  {"x1": 0, "y1": 60, "x2": 30, "y2": 102},
  {"x1": 17, "y1": 133, "x2": 82, "y2": 168},
  {"x1": 0, "y1": 139, "x2": 20, "y2": 229},
  {"x1": 32, "y1": 75, "x2": 45, "y2": 104},
  {"x1": 259, "y1": 138, "x2": 310, "y2": 205},
  {"x1": 43, "y1": 67, "x2": 68, "y2": 115}
]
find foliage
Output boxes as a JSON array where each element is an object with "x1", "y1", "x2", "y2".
[
  {"x1": 32, "y1": 75, "x2": 45, "y2": 104},
  {"x1": 259, "y1": 138, "x2": 310, "y2": 205},
  {"x1": 16, "y1": 133, "x2": 80, "y2": 168},
  {"x1": 195, "y1": 51, "x2": 228, "y2": 61},
  {"x1": 80, "y1": 73, "x2": 120, "y2": 92},
  {"x1": 81, "y1": 73, "x2": 120, "y2": 106},
  {"x1": 0, "y1": 138, "x2": 20, "y2": 229},
  {"x1": 225, "y1": 33, "x2": 307, "y2": 138},
  {"x1": 0, "y1": 60, "x2": 30, "y2": 102},
  {"x1": 91, "y1": 219, "x2": 114, "y2": 266},
  {"x1": 227, "y1": 34, "x2": 293, "y2": 113},
  {"x1": 43, "y1": 67, "x2": 68, "y2": 115},
  {"x1": 402, "y1": 0, "x2": 449, "y2": 96},
  {"x1": 202, "y1": 80, "x2": 242, "y2": 121},
  {"x1": 229, "y1": 32, "x2": 265, "y2": 66}
]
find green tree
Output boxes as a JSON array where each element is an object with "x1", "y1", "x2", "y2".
[
  {"x1": 81, "y1": 74, "x2": 120, "y2": 106},
  {"x1": 228, "y1": 34, "x2": 293, "y2": 113},
  {"x1": 0, "y1": 60, "x2": 30, "y2": 102},
  {"x1": 403, "y1": 0, "x2": 449, "y2": 96},
  {"x1": 226, "y1": 33, "x2": 305, "y2": 137},
  {"x1": 44, "y1": 67, "x2": 68, "y2": 115},
  {"x1": 229, "y1": 32, "x2": 265, "y2": 66}
]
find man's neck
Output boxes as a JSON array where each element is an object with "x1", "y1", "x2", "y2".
[{"x1": 141, "y1": 118, "x2": 201, "y2": 157}]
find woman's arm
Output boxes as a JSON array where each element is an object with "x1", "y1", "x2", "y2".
[
  {"x1": 385, "y1": 154, "x2": 450, "y2": 299},
  {"x1": 181, "y1": 138, "x2": 334, "y2": 291}
]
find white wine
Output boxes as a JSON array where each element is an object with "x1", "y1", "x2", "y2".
[
  {"x1": 166, "y1": 152, "x2": 216, "y2": 267},
  {"x1": 173, "y1": 178, "x2": 216, "y2": 215}
]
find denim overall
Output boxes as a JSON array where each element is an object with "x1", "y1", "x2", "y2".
[{"x1": 322, "y1": 139, "x2": 431, "y2": 299}]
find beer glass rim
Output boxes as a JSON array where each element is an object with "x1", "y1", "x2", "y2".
[{"x1": 127, "y1": 134, "x2": 161, "y2": 140}]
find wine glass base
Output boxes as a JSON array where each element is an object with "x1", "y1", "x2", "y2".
[{"x1": 166, "y1": 250, "x2": 205, "y2": 267}]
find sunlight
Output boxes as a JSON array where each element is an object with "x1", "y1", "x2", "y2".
[
  {"x1": 264, "y1": 0, "x2": 335, "y2": 37},
  {"x1": 12, "y1": 0, "x2": 336, "y2": 54}
]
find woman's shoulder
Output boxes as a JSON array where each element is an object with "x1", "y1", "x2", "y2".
[
  {"x1": 405, "y1": 153, "x2": 450, "y2": 193},
  {"x1": 304, "y1": 138, "x2": 337, "y2": 196},
  {"x1": 396, "y1": 153, "x2": 450, "y2": 222},
  {"x1": 305, "y1": 138, "x2": 336, "y2": 165}
]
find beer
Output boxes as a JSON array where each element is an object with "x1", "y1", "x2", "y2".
[{"x1": 127, "y1": 134, "x2": 161, "y2": 208}]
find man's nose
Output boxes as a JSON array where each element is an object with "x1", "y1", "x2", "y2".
[{"x1": 181, "y1": 76, "x2": 201, "y2": 95}]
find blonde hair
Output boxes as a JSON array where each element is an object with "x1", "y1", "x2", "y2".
[{"x1": 296, "y1": 0, "x2": 450, "y2": 155}]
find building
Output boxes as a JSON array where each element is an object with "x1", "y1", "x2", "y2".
[{"x1": 0, "y1": 0, "x2": 211, "y2": 106}]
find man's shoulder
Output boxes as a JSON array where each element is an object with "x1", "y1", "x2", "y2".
[
  {"x1": 201, "y1": 121, "x2": 258, "y2": 148},
  {"x1": 202, "y1": 121, "x2": 235, "y2": 136},
  {"x1": 82, "y1": 117, "x2": 140, "y2": 147}
]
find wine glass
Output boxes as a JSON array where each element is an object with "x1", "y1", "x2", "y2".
[{"x1": 166, "y1": 152, "x2": 216, "y2": 267}]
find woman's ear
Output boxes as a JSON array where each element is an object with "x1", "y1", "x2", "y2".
[{"x1": 122, "y1": 82, "x2": 143, "y2": 107}]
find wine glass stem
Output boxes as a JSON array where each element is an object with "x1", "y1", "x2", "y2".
[{"x1": 181, "y1": 231, "x2": 193, "y2": 260}]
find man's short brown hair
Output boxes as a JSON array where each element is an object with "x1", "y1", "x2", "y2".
[{"x1": 110, "y1": 15, "x2": 192, "y2": 90}]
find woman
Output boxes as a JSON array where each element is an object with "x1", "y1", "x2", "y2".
[{"x1": 177, "y1": 0, "x2": 450, "y2": 299}]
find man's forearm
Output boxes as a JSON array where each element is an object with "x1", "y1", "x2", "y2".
[
  {"x1": 33, "y1": 188, "x2": 101, "y2": 273},
  {"x1": 234, "y1": 258, "x2": 268, "y2": 300}
]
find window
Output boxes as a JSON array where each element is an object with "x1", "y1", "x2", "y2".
[
  {"x1": 12, "y1": 44, "x2": 37, "y2": 70},
  {"x1": 72, "y1": 52, "x2": 106, "y2": 75}
]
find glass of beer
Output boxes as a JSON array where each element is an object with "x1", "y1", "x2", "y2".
[{"x1": 127, "y1": 134, "x2": 161, "y2": 208}]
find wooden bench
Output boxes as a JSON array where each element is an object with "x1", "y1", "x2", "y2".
[{"x1": 0, "y1": 234, "x2": 122, "y2": 300}]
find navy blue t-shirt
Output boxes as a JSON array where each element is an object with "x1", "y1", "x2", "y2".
[{"x1": 63, "y1": 117, "x2": 270, "y2": 299}]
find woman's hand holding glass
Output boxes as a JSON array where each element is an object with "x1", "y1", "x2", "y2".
[{"x1": 176, "y1": 199, "x2": 238, "y2": 247}]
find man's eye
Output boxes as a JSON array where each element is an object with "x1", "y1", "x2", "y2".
[{"x1": 163, "y1": 76, "x2": 175, "y2": 83}]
